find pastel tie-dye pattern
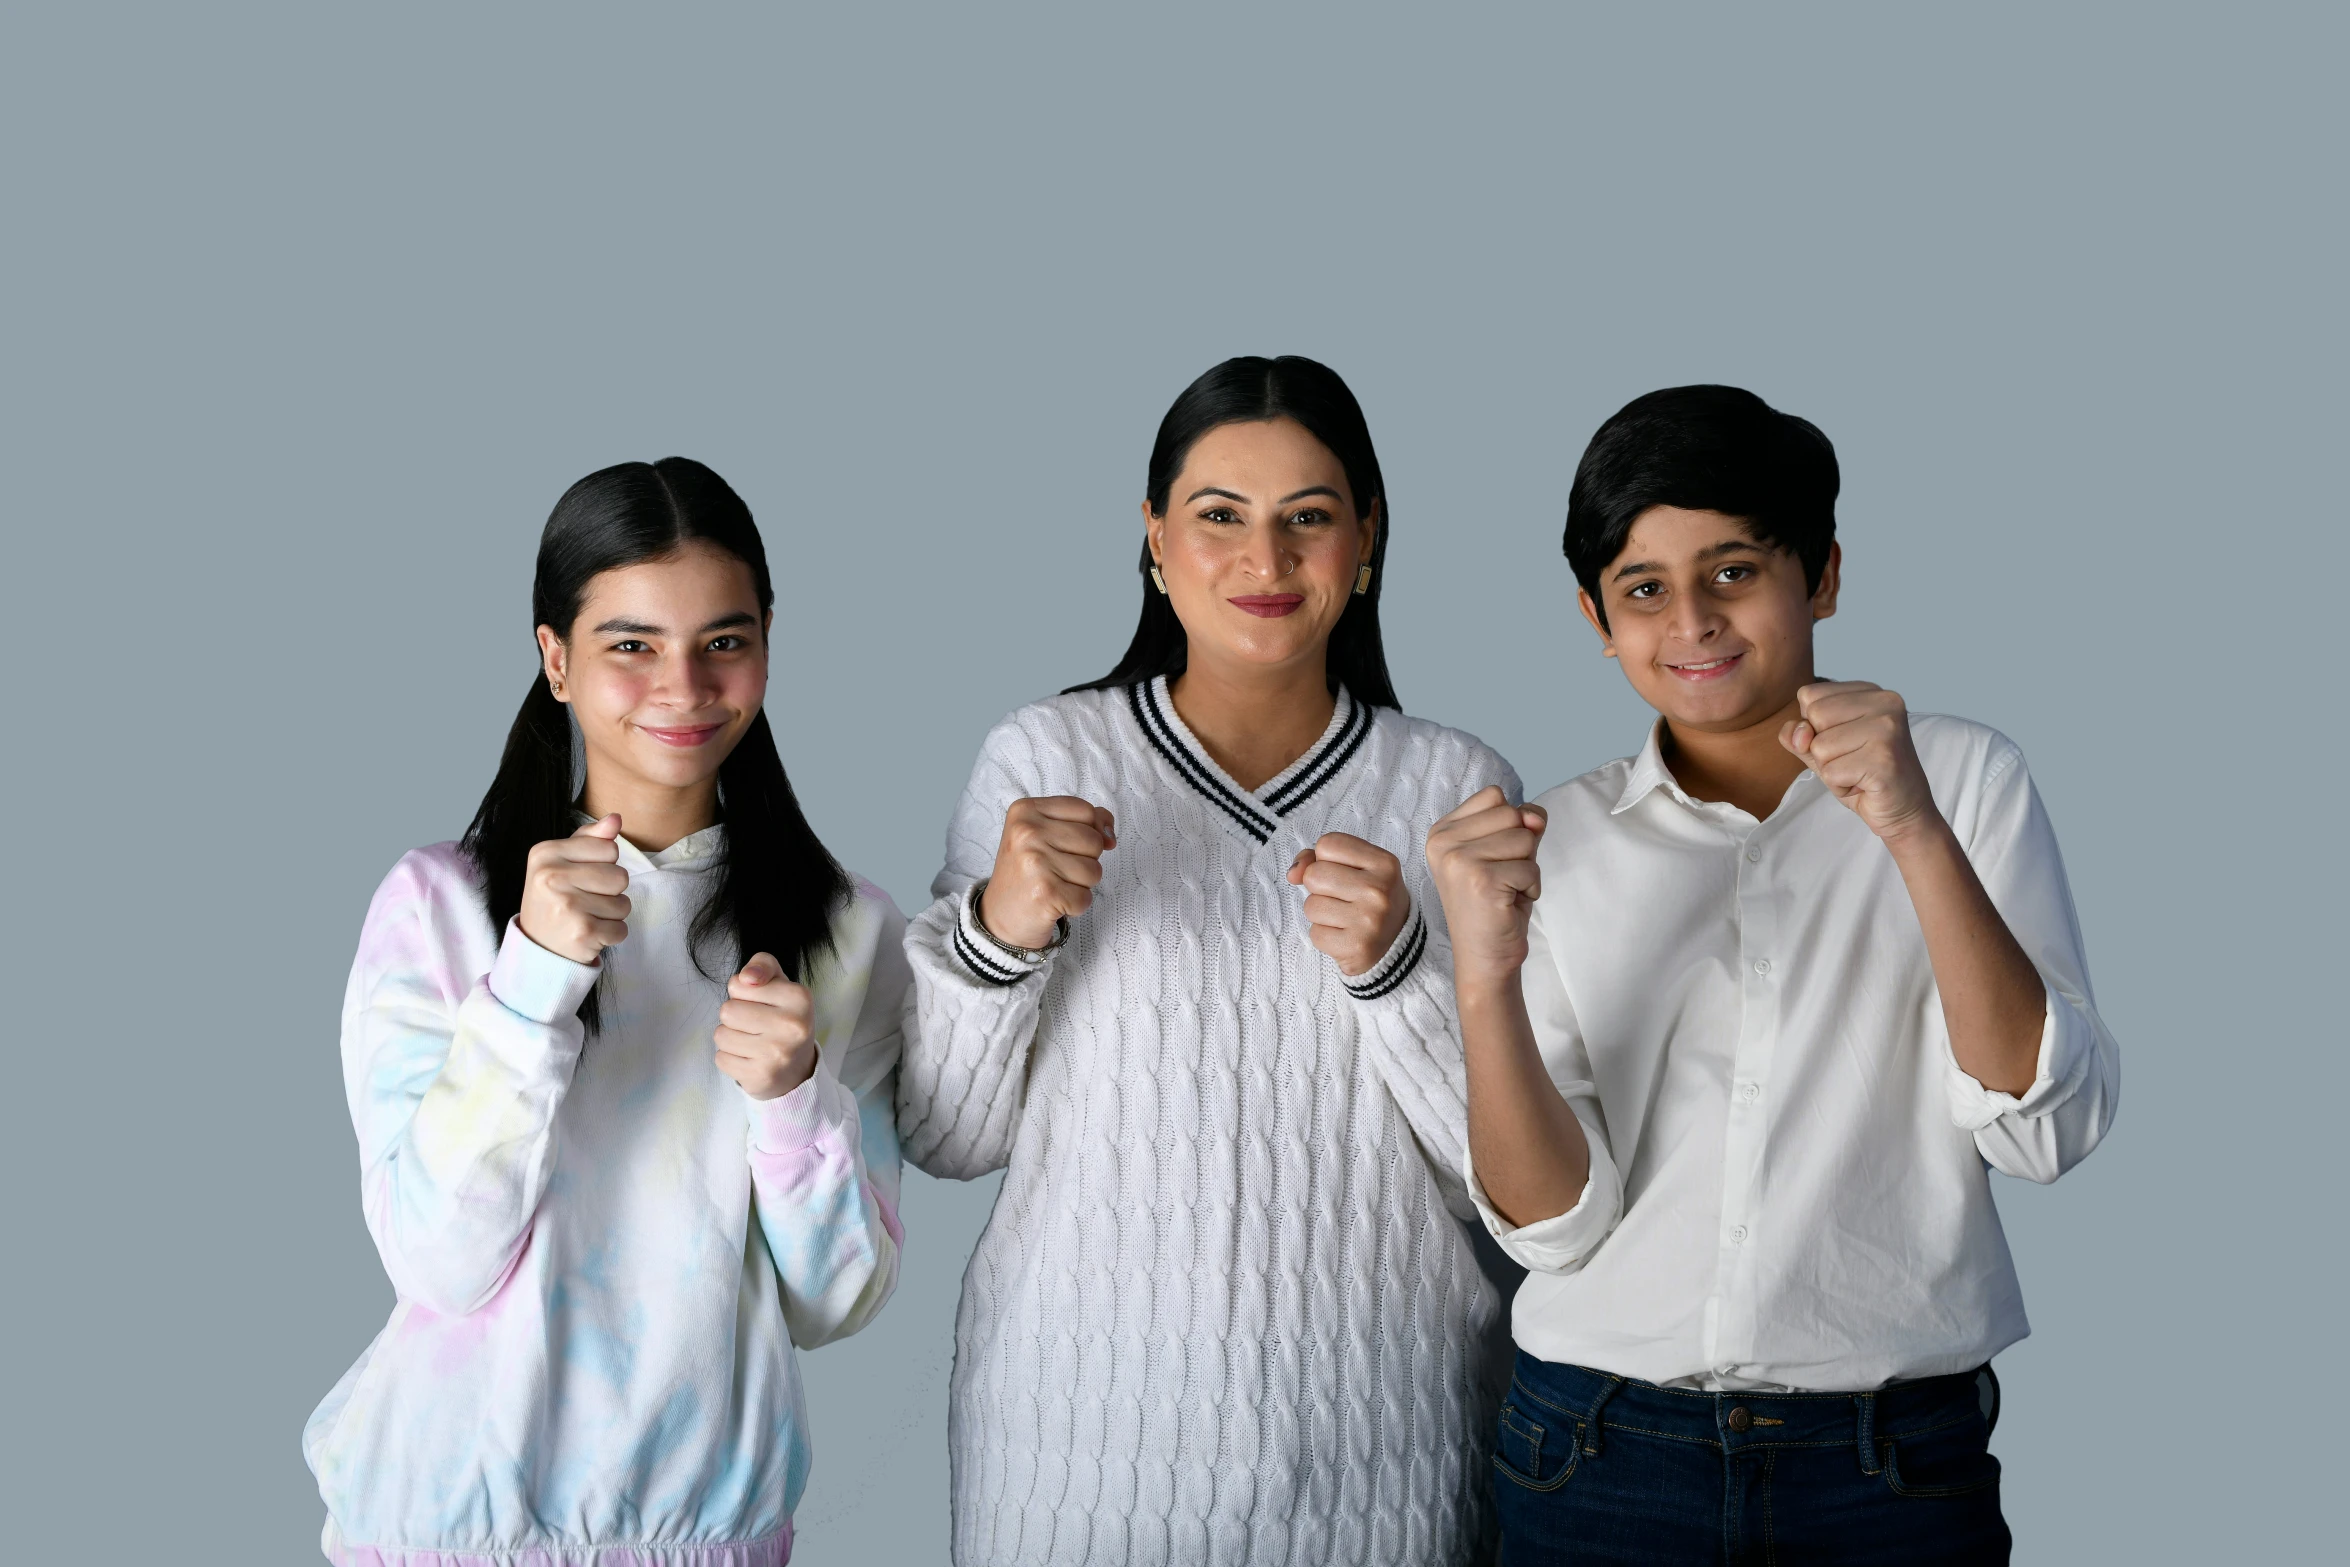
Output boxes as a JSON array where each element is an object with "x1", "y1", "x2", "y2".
[{"x1": 305, "y1": 831, "x2": 908, "y2": 1567}]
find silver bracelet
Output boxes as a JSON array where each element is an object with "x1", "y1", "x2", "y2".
[{"x1": 967, "y1": 879, "x2": 1071, "y2": 961}]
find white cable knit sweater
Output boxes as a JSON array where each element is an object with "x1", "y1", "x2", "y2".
[{"x1": 900, "y1": 677, "x2": 1522, "y2": 1567}]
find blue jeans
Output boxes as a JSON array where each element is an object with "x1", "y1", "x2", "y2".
[{"x1": 1492, "y1": 1353, "x2": 2009, "y2": 1566}]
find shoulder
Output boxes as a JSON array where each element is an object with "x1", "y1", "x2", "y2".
[
  {"x1": 969, "y1": 687, "x2": 1132, "y2": 776},
  {"x1": 1905, "y1": 710, "x2": 2027, "y2": 787},
  {"x1": 352, "y1": 841, "x2": 494, "y2": 988},
  {"x1": 1370, "y1": 708, "x2": 1523, "y2": 804}
]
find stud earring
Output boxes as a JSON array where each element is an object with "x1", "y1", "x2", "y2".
[
  {"x1": 1354, "y1": 564, "x2": 1374, "y2": 595},
  {"x1": 550, "y1": 678, "x2": 564, "y2": 699},
  {"x1": 1150, "y1": 565, "x2": 1169, "y2": 595}
]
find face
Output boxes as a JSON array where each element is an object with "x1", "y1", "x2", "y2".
[
  {"x1": 538, "y1": 541, "x2": 770, "y2": 796},
  {"x1": 1578, "y1": 506, "x2": 1841, "y2": 733},
  {"x1": 1145, "y1": 417, "x2": 1377, "y2": 677}
]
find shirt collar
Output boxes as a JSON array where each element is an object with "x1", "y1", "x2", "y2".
[
  {"x1": 570, "y1": 813, "x2": 726, "y2": 870},
  {"x1": 1611, "y1": 721, "x2": 1680, "y2": 815}
]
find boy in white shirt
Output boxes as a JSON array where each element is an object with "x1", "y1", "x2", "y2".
[{"x1": 1426, "y1": 385, "x2": 2119, "y2": 1564}]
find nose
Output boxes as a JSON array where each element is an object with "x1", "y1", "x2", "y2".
[
  {"x1": 1665, "y1": 594, "x2": 1725, "y2": 646},
  {"x1": 1240, "y1": 520, "x2": 1296, "y2": 581},
  {"x1": 655, "y1": 649, "x2": 723, "y2": 706}
]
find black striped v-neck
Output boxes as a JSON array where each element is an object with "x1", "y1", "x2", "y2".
[{"x1": 1127, "y1": 677, "x2": 1375, "y2": 846}]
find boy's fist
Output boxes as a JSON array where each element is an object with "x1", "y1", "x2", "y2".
[
  {"x1": 1426, "y1": 786, "x2": 1547, "y2": 989},
  {"x1": 518, "y1": 814, "x2": 631, "y2": 965},
  {"x1": 1289, "y1": 832, "x2": 1410, "y2": 978},
  {"x1": 1780, "y1": 681, "x2": 1940, "y2": 842},
  {"x1": 715, "y1": 952, "x2": 817, "y2": 1100},
  {"x1": 981, "y1": 796, "x2": 1118, "y2": 950}
]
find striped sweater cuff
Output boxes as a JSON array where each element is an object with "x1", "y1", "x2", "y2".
[
  {"x1": 1344, "y1": 906, "x2": 1429, "y2": 1001},
  {"x1": 952, "y1": 882, "x2": 1053, "y2": 988}
]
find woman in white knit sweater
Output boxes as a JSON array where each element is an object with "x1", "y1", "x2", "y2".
[{"x1": 900, "y1": 357, "x2": 1521, "y2": 1567}]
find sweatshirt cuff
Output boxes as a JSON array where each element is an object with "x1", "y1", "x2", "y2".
[
  {"x1": 746, "y1": 1066, "x2": 861, "y2": 1155},
  {"x1": 1341, "y1": 903, "x2": 1428, "y2": 1002},
  {"x1": 1944, "y1": 977, "x2": 2095, "y2": 1129},
  {"x1": 487, "y1": 918, "x2": 600, "y2": 1025},
  {"x1": 951, "y1": 881, "x2": 1058, "y2": 988}
]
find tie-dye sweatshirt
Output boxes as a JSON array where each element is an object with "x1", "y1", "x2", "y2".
[{"x1": 304, "y1": 826, "x2": 907, "y2": 1567}]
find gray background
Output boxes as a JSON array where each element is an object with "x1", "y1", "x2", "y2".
[{"x1": 1, "y1": 5, "x2": 2338, "y2": 1562}]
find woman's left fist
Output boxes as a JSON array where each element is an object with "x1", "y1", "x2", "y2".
[
  {"x1": 1289, "y1": 832, "x2": 1410, "y2": 978},
  {"x1": 1779, "y1": 681, "x2": 1940, "y2": 843},
  {"x1": 714, "y1": 952, "x2": 816, "y2": 1100}
]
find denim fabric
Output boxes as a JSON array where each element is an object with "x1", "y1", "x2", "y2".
[{"x1": 1492, "y1": 1353, "x2": 2009, "y2": 1566}]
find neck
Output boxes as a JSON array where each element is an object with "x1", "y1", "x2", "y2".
[
  {"x1": 1659, "y1": 691, "x2": 1809, "y2": 821},
  {"x1": 1168, "y1": 648, "x2": 1338, "y2": 792},
  {"x1": 579, "y1": 770, "x2": 721, "y2": 853}
]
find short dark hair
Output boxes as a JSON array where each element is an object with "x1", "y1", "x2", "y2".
[
  {"x1": 1564, "y1": 385, "x2": 1839, "y2": 622},
  {"x1": 1067, "y1": 354, "x2": 1399, "y2": 708}
]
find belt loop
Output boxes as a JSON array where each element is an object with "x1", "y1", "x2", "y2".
[
  {"x1": 1581, "y1": 1375, "x2": 1623, "y2": 1456},
  {"x1": 1854, "y1": 1391, "x2": 1880, "y2": 1475}
]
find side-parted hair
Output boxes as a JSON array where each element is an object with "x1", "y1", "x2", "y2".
[
  {"x1": 460, "y1": 458, "x2": 850, "y2": 1029},
  {"x1": 1564, "y1": 385, "x2": 1839, "y2": 626},
  {"x1": 1067, "y1": 354, "x2": 1400, "y2": 708}
]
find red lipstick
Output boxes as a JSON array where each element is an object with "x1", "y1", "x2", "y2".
[{"x1": 1229, "y1": 594, "x2": 1306, "y2": 618}]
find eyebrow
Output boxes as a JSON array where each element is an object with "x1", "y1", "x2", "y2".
[
  {"x1": 1279, "y1": 486, "x2": 1344, "y2": 506},
  {"x1": 1610, "y1": 539, "x2": 1768, "y2": 582},
  {"x1": 1185, "y1": 485, "x2": 1250, "y2": 505},
  {"x1": 591, "y1": 611, "x2": 760, "y2": 636}
]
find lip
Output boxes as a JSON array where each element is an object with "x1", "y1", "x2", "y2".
[
  {"x1": 639, "y1": 723, "x2": 727, "y2": 748},
  {"x1": 1228, "y1": 594, "x2": 1306, "y2": 618},
  {"x1": 1663, "y1": 653, "x2": 1745, "y2": 682}
]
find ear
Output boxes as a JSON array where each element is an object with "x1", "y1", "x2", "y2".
[
  {"x1": 1142, "y1": 499, "x2": 1166, "y2": 571},
  {"x1": 535, "y1": 624, "x2": 570, "y2": 698},
  {"x1": 1575, "y1": 588, "x2": 1618, "y2": 658},
  {"x1": 1357, "y1": 497, "x2": 1381, "y2": 566},
  {"x1": 1810, "y1": 541, "x2": 1843, "y2": 622}
]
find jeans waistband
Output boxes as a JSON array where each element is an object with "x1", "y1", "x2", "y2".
[{"x1": 1505, "y1": 1354, "x2": 1992, "y2": 1470}]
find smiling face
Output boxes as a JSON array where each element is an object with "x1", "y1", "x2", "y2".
[
  {"x1": 1145, "y1": 417, "x2": 1377, "y2": 680},
  {"x1": 1579, "y1": 505, "x2": 1841, "y2": 734},
  {"x1": 537, "y1": 540, "x2": 770, "y2": 800}
]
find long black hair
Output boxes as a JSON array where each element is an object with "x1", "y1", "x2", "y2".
[
  {"x1": 1067, "y1": 355, "x2": 1400, "y2": 708},
  {"x1": 460, "y1": 458, "x2": 851, "y2": 1028}
]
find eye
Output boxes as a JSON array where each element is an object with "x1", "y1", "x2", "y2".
[
  {"x1": 1626, "y1": 581, "x2": 1663, "y2": 600},
  {"x1": 706, "y1": 634, "x2": 748, "y2": 652},
  {"x1": 1715, "y1": 563, "x2": 1755, "y2": 584},
  {"x1": 1200, "y1": 507, "x2": 1242, "y2": 525},
  {"x1": 610, "y1": 639, "x2": 651, "y2": 653},
  {"x1": 1286, "y1": 508, "x2": 1333, "y2": 527}
]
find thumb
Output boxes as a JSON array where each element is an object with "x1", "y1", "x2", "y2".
[
  {"x1": 738, "y1": 951, "x2": 784, "y2": 987},
  {"x1": 1522, "y1": 804, "x2": 1549, "y2": 836},
  {"x1": 1778, "y1": 720, "x2": 1811, "y2": 759},
  {"x1": 581, "y1": 813, "x2": 623, "y2": 840},
  {"x1": 1287, "y1": 848, "x2": 1315, "y2": 885}
]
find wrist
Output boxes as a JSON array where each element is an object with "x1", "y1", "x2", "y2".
[
  {"x1": 1877, "y1": 808, "x2": 1959, "y2": 863},
  {"x1": 1455, "y1": 970, "x2": 1527, "y2": 1013},
  {"x1": 976, "y1": 879, "x2": 1057, "y2": 952}
]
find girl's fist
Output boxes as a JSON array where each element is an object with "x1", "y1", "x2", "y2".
[
  {"x1": 714, "y1": 952, "x2": 817, "y2": 1100},
  {"x1": 518, "y1": 814, "x2": 631, "y2": 965}
]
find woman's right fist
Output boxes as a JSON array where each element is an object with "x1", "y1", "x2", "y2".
[
  {"x1": 980, "y1": 796, "x2": 1117, "y2": 950},
  {"x1": 519, "y1": 814, "x2": 632, "y2": 965}
]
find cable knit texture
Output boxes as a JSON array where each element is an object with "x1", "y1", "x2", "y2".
[{"x1": 900, "y1": 679, "x2": 1522, "y2": 1567}]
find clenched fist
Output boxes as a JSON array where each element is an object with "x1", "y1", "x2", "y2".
[
  {"x1": 1288, "y1": 832, "x2": 1410, "y2": 978},
  {"x1": 714, "y1": 952, "x2": 817, "y2": 1100},
  {"x1": 1426, "y1": 786, "x2": 1548, "y2": 990},
  {"x1": 1779, "y1": 681, "x2": 1939, "y2": 842},
  {"x1": 519, "y1": 814, "x2": 631, "y2": 965},
  {"x1": 980, "y1": 796, "x2": 1118, "y2": 950}
]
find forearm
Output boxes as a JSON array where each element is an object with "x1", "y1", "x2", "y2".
[
  {"x1": 1887, "y1": 817, "x2": 2047, "y2": 1097},
  {"x1": 1460, "y1": 975, "x2": 1591, "y2": 1229}
]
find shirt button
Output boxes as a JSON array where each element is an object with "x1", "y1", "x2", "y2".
[
  {"x1": 1752, "y1": 958, "x2": 1772, "y2": 976},
  {"x1": 1745, "y1": 846, "x2": 1761, "y2": 863},
  {"x1": 1739, "y1": 1081, "x2": 1761, "y2": 1102},
  {"x1": 1729, "y1": 1224, "x2": 1749, "y2": 1244}
]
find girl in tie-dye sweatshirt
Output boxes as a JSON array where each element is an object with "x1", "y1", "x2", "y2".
[{"x1": 304, "y1": 458, "x2": 906, "y2": 1567}]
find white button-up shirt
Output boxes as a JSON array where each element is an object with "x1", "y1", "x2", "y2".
[{"x1": 1471, "y1": 713, "x2": 2121, "y2": 1392}]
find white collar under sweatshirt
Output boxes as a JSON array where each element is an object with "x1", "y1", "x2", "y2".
[
  {"x1": 898, "y1": 678, "x2": 1523, "y2": 1567},
  {"x1": 304, "y1": 828, "x2": 908, "y2": 1567}
]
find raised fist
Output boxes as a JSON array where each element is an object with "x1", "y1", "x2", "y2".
[
  {"x1": 980, "y1": 796, "x2": 1118, "y2": 950},
  {"x1": 1426, "y1": 786, "x2": 1547, "y2": 990},
  {"x1": 1779, "y1": 681, "x2": 1939, "y2": 843},
  {"x1": 1288, "y1": 831, "x2": 1410, "y2": 978},
  {"x1": 714, "y1": 952, "x2": 817, "y2": 1101},
  {"x1": 518, "y1": 814, "x2": 631, "y2": 965}
]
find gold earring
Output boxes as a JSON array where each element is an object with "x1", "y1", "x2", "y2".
[
  {"x1": 550, "y1": 678, "x2": 564, "y2": 699},
  {"x1": 1150, "y1": 565, "x2": 1169, "y2": 595},
  {"x1": 1354, "y1": 564, "x2": 1374, "y2": 595}
]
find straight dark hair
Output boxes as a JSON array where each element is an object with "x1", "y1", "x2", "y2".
[
  {"x1": 460, "y1": 457, "x2": 850, "y2": 1029},
  {"x1": 1564, "y1": 384, "x2": 1839, "y2": 627},
  {"x1": 1067, "y1": 355, "x2": 1400, "y2": 708}
]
